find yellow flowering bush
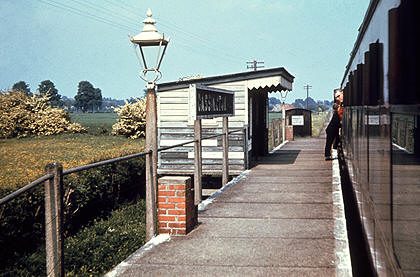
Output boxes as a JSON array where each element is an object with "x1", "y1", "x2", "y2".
[
  {"x1": 0, "y1": 90, "x2": 85, "y2": 138},
  {"x1": 112, "y1": 98, "x2": 146, "y2": 139},
  {"x1": 67, "y1": 122, "x2": 87, "y2": 133}
]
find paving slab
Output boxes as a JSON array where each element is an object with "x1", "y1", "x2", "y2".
[
  {"x1": 130, "y1": 237, "x2": 337, "y2": 268},
  {"x1": 215, "y1": 191, "x2": 333, "y2": 204},
  {"x1": 121, "y1": 264, "x2": 337, "y2": 277},
  {"x1": 193, "y1": 217, "x2": 336, "y2": 239},
  {"x1": 199, "y1": 202, "x2": 334, "y2": 219},
  {"x1": 106, "y1": 137, "x2": 351, "y2": 277},
  {"x1": 233, "y1": 182, "x2": 333, "y2": 193}
]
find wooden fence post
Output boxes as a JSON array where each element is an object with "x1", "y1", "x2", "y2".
[
  {"x1": 145, "y1": 152, "x2": 157, "y2": 241},
  {"x1": 270, "y1": 121, "x2": 275, "y2": 150},
  {"x1": 194, "y1": 119, "x2": 202, "y2": 205},
  {"x1": 45, "y1": 162, "x2": 64, "y2": 277},
  {"x1": 244, "y1": 126, "x2": 249, "y2": 169},
  {"x1": 222, "y1": 117, "x2": 229, "y2": 185},
  {"x1": 277, "y1": 119, "x2": 281, "y2": 145},
  {"x1": 405, "y1": 119, "x2": 409, "y2": 148}
]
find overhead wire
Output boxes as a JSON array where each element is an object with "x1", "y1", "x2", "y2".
[
  {"x1": 36, "y1": 0, "x2": 136, "y2": 32},
  {"x1": 66, "y1": 0, "x2": 140, "y2": 30},
  {"x1": 84, "y1": 0, "x2": 246, "y2": 63},
  {"x1": 35, "y1": 0, "x2": 246, "y2": 66}
]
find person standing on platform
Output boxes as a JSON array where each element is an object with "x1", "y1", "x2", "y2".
[{"x1": 325, "y1": 90, "x2": 343, "y2": 160}]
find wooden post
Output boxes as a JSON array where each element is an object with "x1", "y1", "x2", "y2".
[
  {"x1": 282, "y1": 102, "x2": 286, "y2": 143},
  {"x1": 396, "y1": 119, "x2": 401, "y2": 145},
  {"x1": 45, "y1": 162, "x2": 64, "y2": 277},
  {"x1": 145, "y1": 83, "x2": 158, "y2": 241},
  {"x1": 276, "y1": 119, "x2": 281, "y2": 145},
  {"x1": 243, "y1": 126, "x2": 249, "y2": 169},
  {"x1": 222, "y1": 117, "x2": 229, "y2": 185},
  {"x1": 194, "y1": 119, "x2": 202, "y2": 205},
  {"x1": 270, "y1": 121, "x2": 275, "y2": 150},
  {"x1": 405, "y1": 119, "x2": 409, "y2": 148}
]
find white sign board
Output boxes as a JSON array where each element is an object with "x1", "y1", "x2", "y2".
[
  {"x1": 189, "y1": 84, "x2": 235, "y2": 121},
  {"x1": 291, "y1": 115, "x2": 304, "y2": 126},
  {"x1": 364, "y1": 115, "x2": 379, "y2": 125}
]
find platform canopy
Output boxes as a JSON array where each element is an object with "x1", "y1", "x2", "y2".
[{"x1": 158, "y1": 67, "x2": 294, "y2": 93}]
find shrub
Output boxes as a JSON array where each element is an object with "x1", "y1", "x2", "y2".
[
  {"x1": 112, "y1": 98, "x2": 146, "y2": 139},
  {"x1": 66, "y1": 122, "x2": 87, "y2": 133},
  {"x1": 0, "y1": 90, "x2": 85, "y2": 138},
  {"x1": 64, "y1": 200, "x2": 146, "y2": 276}
]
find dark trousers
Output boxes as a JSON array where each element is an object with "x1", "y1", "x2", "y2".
[{"x1": 325, "y1": 131, "x2": 339, "y2": 157}]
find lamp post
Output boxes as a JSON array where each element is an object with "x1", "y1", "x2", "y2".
[
  {"x1": 280, "y1": 91, "x2": 288, "y2": 142},
  {"x1": 130, "y1": 8, "x2": 169, "y2": 241}
]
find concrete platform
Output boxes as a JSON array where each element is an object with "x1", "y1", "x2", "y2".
[{"x1": 107, "y1": 137, "x2": 351, "y2": 277}]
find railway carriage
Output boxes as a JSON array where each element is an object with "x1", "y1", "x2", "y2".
[{"x1": 340, "y1": 0, "x2": 419, "y2": 275}]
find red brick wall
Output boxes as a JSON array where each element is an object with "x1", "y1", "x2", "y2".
[
  {"x1": 157, "y1": 176, "x2": 197, "y2": 235},
  {"x1": 286, "y1": 125, "x2": 294, "y2": 141}
]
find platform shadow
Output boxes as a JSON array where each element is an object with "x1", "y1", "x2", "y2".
[{"x1": 252, "y1": 150, "x2": 301, "y2": 165}]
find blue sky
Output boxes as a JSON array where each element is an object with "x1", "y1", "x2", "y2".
[{"x1": 0, "y1": 0, "x2": 369, "y2": 102}]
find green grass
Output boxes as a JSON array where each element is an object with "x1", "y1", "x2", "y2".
[
  {"x1": 311, "y1": 111, "x2": 329, "y2": 137},
  {"x1": 0, "y1": 133, "x2": 145, "y2": 191},
  {"x1": 70, "y1": 112, "x2": 118, "y2": 135},
  {"x1": 268, "y1": 112, "x2": 283, "y2": 122}
]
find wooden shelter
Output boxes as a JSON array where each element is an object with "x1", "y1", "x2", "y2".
[
  {"x1": 285, "y1": 108, "x2": 312, "y2": 137},
  {"x1": 156, "y1": 67, "x2": 294, "y2": 175}
]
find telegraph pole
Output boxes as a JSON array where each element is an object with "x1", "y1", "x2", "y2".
[
  {"x1": 303, "y1": 85, "x2": 312, "y2": 109},
  {"x1": 246, "y1": 59, "x2": 264, "y2": 71}
]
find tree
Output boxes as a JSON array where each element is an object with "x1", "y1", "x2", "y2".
[
  {"x1": 37, "y1": 80, "x2": 63, "y2": 107},
  {"x1": 74, "y1": 81, "x2": 102, "y2": 112},
  {"x1": 90, "y1": 88, "x2": 102, "y2": 111},
  {"x1": 12, "y1": 81, "x2": 31, "y2": 96},
  {"x1": 61, "y1": 96, "x2": 75, "y2": 110}
]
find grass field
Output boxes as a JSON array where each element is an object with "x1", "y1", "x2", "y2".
[
  {"x1": 0, "y1": 112, "x2": 145, "y2": 191},
  {"x1": 70, "y1": 112, "x2": 118, "y2": 134},
  {"x1": 312, "y1": 111, "x2": 329, "y2": 137}
]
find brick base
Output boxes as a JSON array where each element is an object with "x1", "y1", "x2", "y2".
[
  {"x1": 286, "y1": 125, "x2": 294, "y2": 141},
  {"x1": 157, "y1": 176, "x2": 197, "y2": 235}
]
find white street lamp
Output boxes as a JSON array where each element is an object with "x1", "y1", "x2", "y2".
[
  {"x1": 130, "y1": 8, "x2": 170, "y2": 88},
  {"x1": 130, "y1": 8, "x2": 169, "y2": 241}
]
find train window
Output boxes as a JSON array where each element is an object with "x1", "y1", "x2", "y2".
[
  {"x1": 388, "y1": 7, "x2": 401, "y2": 104},
  {"x1": 357, "y1": 64, "x2": 363, "y2": 106},
  {"x1": 349, "y1": 72, "x2": 354, "y2": 106},
  {"x1": 363, "y1": 51, "x2": 370, "y2": 106},
  {"x1": 368, "y1": 42, "x2": 384, "y2": 106},
  {"x1": 343, "y1": 83, "x2": 349, "y2": 107},
  {"x1": 389, "y1": 1, "x2": 419, "y2": 104},
  {"x1": 353, "y1": 68, "x2": 359, "y2": 106}
]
